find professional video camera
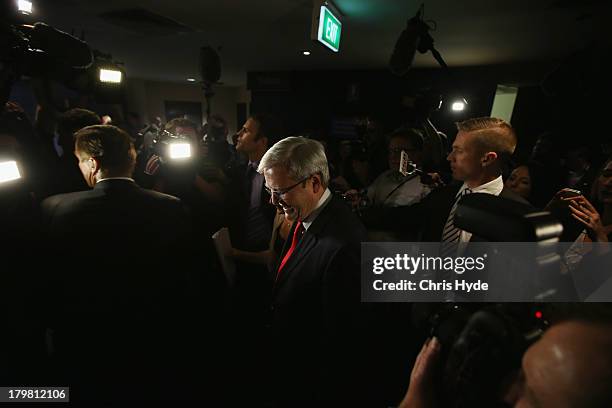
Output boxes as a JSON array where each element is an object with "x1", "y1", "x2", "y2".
[
  {"x1": 1, "y1": 1, "x2": 94, "y2": 105},
  {"x1": 139, "y1": 120, "x2": 195, "y2": 164},
  {"x1": 413, "y1": 303, "x2": 548, "y2": 408}
]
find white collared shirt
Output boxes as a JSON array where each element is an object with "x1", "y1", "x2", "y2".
[
  {"x1": 302, "y1": 188, "x2": 332, "y2": 231},
  {"x1": 96, "y1": 177, "x2": 135, "y2": 184},
  {"x1": 458, "y1": 175, "x2": 504, "y2": 242}
]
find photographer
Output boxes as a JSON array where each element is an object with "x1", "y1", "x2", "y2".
[
  {"x1": 137, "y1": 117, "x2": 227, "y2": 233},
  {"x1": 366, "y1": 128, "x2": 436, "y2": 207}
]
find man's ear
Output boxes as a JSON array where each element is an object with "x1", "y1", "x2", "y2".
[
  {"x1": 311, "y1": 173, "x2": 323, "y2": 193},
  {"x1": 259, "y1": 136, "x2": 269, "y2": 148},
  {"x1": 481, "y1": 151, "x2": 498, "y2": 167},
  {"x1": 90, "y1": 157, "x2": 101, "y2": 175}
]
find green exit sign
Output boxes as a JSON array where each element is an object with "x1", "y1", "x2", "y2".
[{"x1": 316, "y1": 5, "x2": 342, "y2": 52}]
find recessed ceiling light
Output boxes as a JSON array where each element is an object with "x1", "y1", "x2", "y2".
[
  {"x1": 451, "y1": 102, "x2": 465, "y2": 112},
  {"x1": 451, "y1": 98, "x2": 468, "y2": 112},
  {"x1": 303, "y1": 51, "x2": 311, "y2": 56},
  {"x1": 187, "y1": 78, "x2": 196, "y2": 82}
]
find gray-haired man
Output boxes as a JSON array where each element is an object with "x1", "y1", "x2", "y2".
[{"x1": 258, "y1": 136, "x2": 369, "y2": 407}]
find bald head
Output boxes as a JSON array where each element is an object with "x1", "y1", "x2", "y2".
[{"x1": 515, "y1": 321, "x2": 612, "y2": 408}]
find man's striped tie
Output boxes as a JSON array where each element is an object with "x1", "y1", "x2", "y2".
[{"x1": 440, "y1": 188, "x2": 472, "y2": 257}]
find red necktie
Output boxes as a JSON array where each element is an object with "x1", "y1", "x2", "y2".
[{"x1": 276, "y1": 220, "x2": 304, "y2": 281}]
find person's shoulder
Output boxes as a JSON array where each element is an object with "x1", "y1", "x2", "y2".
[
  {"x1": 134, "y1": 186, "x2": 183, "y2": 211},
  {"x1": 422, "y1": 182, "x2": 461, "y2": 202},
  {"x1": 321, "y1": 195, "x2": 367, "y2": 239},
  {"x1": 137, "y1": 186, "x2": 181, "y2": 203},
  {"x1": 41, "y1": 190, "x2": 94, "y2": 214}
]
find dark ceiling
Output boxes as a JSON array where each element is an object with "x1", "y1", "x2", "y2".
[{"x1": 31, "y1": 0, "x2": 612, "y2": 85}]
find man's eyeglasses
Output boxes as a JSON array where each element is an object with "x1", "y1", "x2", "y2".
[{"x1": 264, "y1": 176, "x2": 310, "y2": 200}]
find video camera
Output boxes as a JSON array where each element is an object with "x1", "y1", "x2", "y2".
[
  {"x1": 414, "y1": 303, "x2": 548, "y2": 408},
  {"x1": 1, "y1": 0, "x2": 94, "y2": 104},
  {"x1": 140, "y1": 121, "x2": 195, "y2": 164}
]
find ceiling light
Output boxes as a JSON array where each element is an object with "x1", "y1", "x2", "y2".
[
  {"x1": 17, "y1": 0, "x2": 32, "y2": 15},
  {"x1": 451, "y1": 98, "x2": 468, "y2": 112},
  {"x1": 187, "y1": 78, "x2": 196, "y2": 82},
  {"x1": 303, "y1": 51, "x2": 311, "y2": 56}
]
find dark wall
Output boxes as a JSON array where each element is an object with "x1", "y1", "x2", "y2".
[
  {"x1": 248, "y1": 55, "x2": 612, "y2": 163},
  {"x1": 247, "y1": 62, "x2": 554, "y2": 140}
]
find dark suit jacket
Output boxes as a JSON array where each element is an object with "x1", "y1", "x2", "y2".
[
  {"x1": 365, "y1": 182, "x2": 530, "y2": 241},
  {"x1": 225, "y1": 163, "x2": 276, "y2": 251},
  {"x1": 269, "y1": 194, "x2": 369, "y2": 406},
  {"x1": 42, "y1": 178, "x2": 186, "y2": 237},
  {"x1": 40, "y1": 179, "x2": 198, "y2": 403}
]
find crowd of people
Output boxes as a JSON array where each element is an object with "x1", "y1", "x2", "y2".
[{"x1": 1, "y1": 96, "x2": 612, "y2": 407}]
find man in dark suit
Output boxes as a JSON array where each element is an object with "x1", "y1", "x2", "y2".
[
  {"x1": 40, "y1": 125, "x2": 199, "y2": 405},
  {"x1": 228, "y1": 113, "x2": 283, "y2": 252},
  {"x1": 258, "y1": 136, "x2": 369, "y2": 407},
  {"x1": 221, "y1": 113, "x2": 284, "y2": 405}
]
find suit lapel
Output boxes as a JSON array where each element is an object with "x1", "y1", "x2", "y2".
[
  {"x1": 274, "y1": 231, "x2": 318, "y2": 290},
  {"x1": 273, "y1": 195, "x2": 338, "y2": 291}
]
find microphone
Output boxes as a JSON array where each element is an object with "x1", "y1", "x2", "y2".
[
  {"x1": 199, "y1": 46, "x2": 221, "y2": 85},
  {"x1": 389, "y1": 14, "x2": 422, "y2": 77},
  {"x1": 389, "y1": 4, "x2": 448, "y2": 75}
]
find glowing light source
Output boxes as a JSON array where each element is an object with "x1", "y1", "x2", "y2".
[
  {"x1": 187, "y1": 78, "x2": 196, "y2": 82},
  {"x1": 169, "y1": 143, "x2": 191, "y2": 159},
  {"x1": 17, "y1": 0, "x2": 32, "y2": 14},
  {"x1": 0, "y1": 161, "x2": 21, "y2": 183},
  {"x1": 452, "y1": 101, "x2": 466, "y2": 112},
  {"x1": 303, "y1": 51, "x2": 311, "y2": 56},
  {"x1": 99, "y1": 68, "x2": 122, "y2": 84}
]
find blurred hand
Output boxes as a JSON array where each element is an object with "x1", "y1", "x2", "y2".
[
  {"x1": 343, "y1": 189, "x2": 362, "y2": 209},
  {"x1": 399, "y1": 337, "x2": 441, "y2": 408},
  {"x1": 545, "y1": 188, "x2": 581, "y2": 211},
  {"x1": 227, "y1": 247, "x2": 238, "y2": 258},
  {"x1": 5, "y1": 101, "x2": 25, "y2": 115},
  {"x1": 424, "y1": 172, "x2": 444, "y2": 188},
  {"x1": 567, "y1": 195, "x2": 609, "y2": 242}
]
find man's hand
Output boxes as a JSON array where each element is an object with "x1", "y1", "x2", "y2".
[
  {"x1": 423, "y1": 172, "x2": 444, "y2": 188},
  {"x1": 399, "y1": 337, "x2": 441, "y2": 408},
  {"x1": 342, "y1": 189, "x2": 362, "y2": 209}
]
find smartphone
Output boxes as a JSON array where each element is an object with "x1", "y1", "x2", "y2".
[{"x1": 559, "y1": 188, "x2": 582, "y2": 199}]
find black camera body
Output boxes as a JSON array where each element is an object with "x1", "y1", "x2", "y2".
[
  {"x1": 1, "y1": 17, "x2": 93, "y2": 105},
  {"x1": 426, "y1": 303, "x2": 546, "y2": 408}
]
